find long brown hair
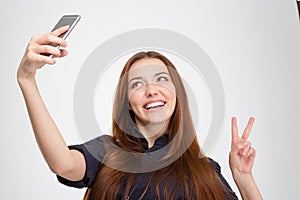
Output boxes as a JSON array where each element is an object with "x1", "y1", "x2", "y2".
[{"x1": 84, "y1": 51, "x2": 233, "y2": 199}]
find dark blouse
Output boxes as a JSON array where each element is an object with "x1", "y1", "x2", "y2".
[{"x1": 57, "y1": 134, "x2": 238, "y2": 199}]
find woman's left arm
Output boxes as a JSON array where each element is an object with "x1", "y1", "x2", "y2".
[{"x1": 229, "y1": 117, "x2": 263, "y2": 200}]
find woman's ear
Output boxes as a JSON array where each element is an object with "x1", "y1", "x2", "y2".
[{"x1": 128, "y1": 103, "x2": 132, "y2": 110}]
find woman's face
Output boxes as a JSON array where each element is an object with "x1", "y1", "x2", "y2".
[{"x1": 127, "y1": 58, "x2": 176, "y2": 128}]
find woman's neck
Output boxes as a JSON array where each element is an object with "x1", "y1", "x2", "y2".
[{"x1": 136, "y1": 121, "x2": 169, "y2": 148}]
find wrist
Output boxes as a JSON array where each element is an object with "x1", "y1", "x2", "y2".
[
  {"x1": 232, "y1": 171, "x2": 254, "y2": 185},
  {"x1": 17, "y1": 75, "x2": 37, "y2": 92},
  {"x1": 17, "y1": 69, "x2": 36, "y2": 86},
  {"x1": 232, "y1": 172, "x2": 263, "y2": 200}
]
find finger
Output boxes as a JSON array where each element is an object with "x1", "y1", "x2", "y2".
[
  {"x1": 231, "y1": 116, "x2": 239, "y2": 140},
  {"x1": 238, "y1": 142, "x2": 252, "y2": 156},
  {"x1": 246, "y1": 146, "x2": 256, "y2": 158},
  {"x1": 242, "y1": 117, "x2": 255, "y2": 140},
  {"x1": 240, "y1": 145, "x2": 256, "y2": 158},
  {"x1": 52, "y1": 49, "x2": 68, "y2": 58},
  {"x1": 27, "y1": 51, "x2": 56, "y2": 66},
  {"x1": 58, "y1": 49, "x2": 68, "y2": 57},
  {"x1": 33, "y1": 34, "x2": 68, "y2": 48},
  {"x1": 52, "y1": 25, "x2": 70, "y2": 37},
  {"x1": 37, "y1": 54, "x2": 56, "y2": 65},
  {"x1": 36, "y1": 45, "x2": 62, "y2": 57},
  {"x1": 232, "y1": 140, "x2": 249, "y2": 153}
]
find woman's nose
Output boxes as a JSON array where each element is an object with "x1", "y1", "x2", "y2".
[{"x1": 145, "y1": 83, "x2": 159, "y2": 97}]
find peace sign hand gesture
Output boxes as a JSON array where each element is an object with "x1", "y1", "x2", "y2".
[
  {"x1": 229, "y1": 117, "x2": 256, "y2": 176},
  {"x1": 229, "y1": 117, "x2": 263, "y2": 200}
]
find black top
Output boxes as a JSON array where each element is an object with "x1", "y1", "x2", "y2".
[{"x1": 57, "y1": 134, "x2": 238, "y2": 199}]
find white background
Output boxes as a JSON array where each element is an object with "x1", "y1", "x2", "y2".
[{"x1": 1, "y1": 0, "x2": 300, "y2": 199}]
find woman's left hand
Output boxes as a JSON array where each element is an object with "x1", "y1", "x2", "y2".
[{"x1": 229, "y1": 117, "x2": 256, "y2": 177}]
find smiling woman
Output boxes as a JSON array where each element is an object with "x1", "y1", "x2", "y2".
[
  {"x1": 17, "y1": 28, "x2": 263, "y2": 200},
  {"x1": 79, "y1": 51, "x2": 238, "y2": 199}
]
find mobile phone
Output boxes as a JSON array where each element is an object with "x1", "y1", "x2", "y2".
[
  {"x1": 51, "y1": 14, "x2": 81, "y2": 40},
  {"x1": 42, "y1": 15, "x2": 81, "y2": 56},
  {"x1": 297, "y1": 0, "x2": 300, "y2": 19}
]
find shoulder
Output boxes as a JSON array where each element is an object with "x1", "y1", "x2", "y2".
[
  {"x1": 57, "y1": 134, "x2": 112, "y2": 188},
  {"x1": 79, "y1": 134, "x2": 114, "y2": 160},
  {"x1": 83, "y1": 134, "x2": 113, "y2": 146},
  {"x1": 206, "y1": 157, "x2": 238, "y2": 199},
  {"x1": 207, "y1": 157, "x2": 221, "y2": 173}
]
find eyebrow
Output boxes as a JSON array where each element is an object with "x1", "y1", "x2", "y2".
[
  {"x1": 154, "y1": 72, "x2": 170, "y2": 77},
  {"x1": 128, "y1": 76, "x2": 143, "y2": 85},
  {"x1": 128, "y1": 71, "x2": 170, "y2": 85}
]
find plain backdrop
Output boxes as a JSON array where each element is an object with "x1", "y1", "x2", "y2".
[{"x1": 1, "y1": 0, "x2": 300, "y2": 199}]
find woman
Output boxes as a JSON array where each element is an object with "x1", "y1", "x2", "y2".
[{"x1": 17, "y1": 26, "x2": 263, "y2": 199}]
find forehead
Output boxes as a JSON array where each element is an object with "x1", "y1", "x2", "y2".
[{"x1": 128, "y1": 58, "x2": 169, "y2": 80}]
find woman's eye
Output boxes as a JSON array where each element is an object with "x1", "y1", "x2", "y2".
[
  {"x1": 132, "y1": 82, "x2": 143, "y2": 88},
  {"x1": 157, "y1": 76, "x2": 168, "y2": 82}
]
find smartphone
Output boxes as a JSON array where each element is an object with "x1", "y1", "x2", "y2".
[
  {"x1": 297, "y1": 0, "x2": 300, "y2": 19},
  {"x1": 42, "y1": 14, "x2": 81, "y2": 56},
  {"x1": 51, "y1": 14, "x2": 81, "y2": 40}
]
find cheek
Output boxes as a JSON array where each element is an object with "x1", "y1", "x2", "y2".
[
  {"x1": 170, "y1": 95, "x2": 177, "y2": 109},
  {"x1": 159, "y1": 82, "x2": 176, "y2": 96},
  {"x1": 128, "y1": 92, "x2": 142, "y2": 109},
  {"x1": 167, "y1": 91, "x2": 177, "y2": 110},
  {"x1": 161, "y1": 86, "x2": 176, "y2": 100}
]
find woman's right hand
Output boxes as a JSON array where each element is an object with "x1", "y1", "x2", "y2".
[
  {"x1": 17, "y1": 26, "x2": 69, "y2": 81},
  {"x1": 17, "y1": 25, "x2": 86, "y2": 181}
]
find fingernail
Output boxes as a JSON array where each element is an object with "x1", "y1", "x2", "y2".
[{"x1": 62, "y1": 41, "x2": 68, "y2": 47}]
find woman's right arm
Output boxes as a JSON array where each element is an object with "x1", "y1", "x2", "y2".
[{"x1": 17, "y1": 26, "x2": 86, "y2": 182}]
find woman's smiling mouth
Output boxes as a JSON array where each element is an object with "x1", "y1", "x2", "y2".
[{"x1": 144, "y1": 101, "x2": 166, "y2": 110}]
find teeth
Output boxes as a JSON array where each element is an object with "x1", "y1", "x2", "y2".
[{"x1": 145, "y1": 101, "x2": 164, "y2": 109}]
